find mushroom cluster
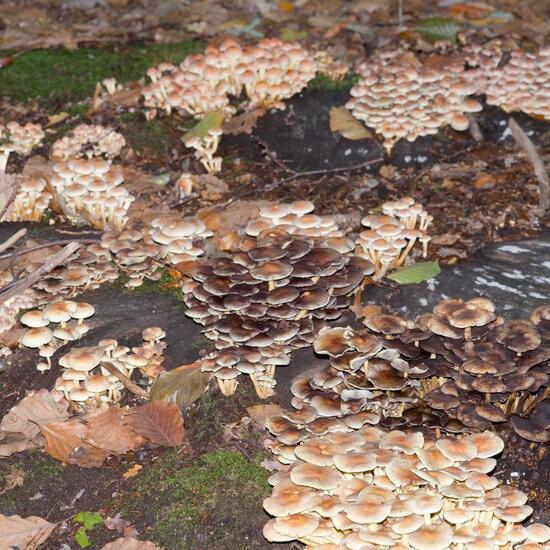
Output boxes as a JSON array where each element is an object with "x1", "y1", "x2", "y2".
[
  {"x1": 54, "y1": 327, "x2": 166, "y2": 407},
  {"x1": 346, "y1": 54, "x2": 481, "y2": 152},
  {"x1": 484, "y1": 47, "x2": 550, "y2": 120},
  {"x1": 264, "y1": 423, "x2": 549, "y2": 549},
  {"x1": 19, "y1": 300, "x2": 96, "y2": 372},
  {"x1": 183, "y1": 126, "x2": 223, "y2": 174},
  {"x1": 0, "y1": 290, "x2": 37, "y2": 333},
  {"x1": 184, "y1": 231, "x2": 374, "y2": 397},
  {"x1": 245, "y1": 201, "x2": 343, "y2": 239},
  {"x1": 1, "y1": 176, "x2": 52, "y2": 222},
  {"x1": 50, "y1": 124, "x2": 126, "y2": 160},
  {"x1": 0, "y1": 121, "x2": 45, "y2": 172},
  {"x1": 148, "y1": 215, "x2": 213, "y2": 266},
  {"x1": 142, "y1": 38, "x2": 317, "y2": 119},
  {"x1": 358, "y1": 298, "x2": 550, "y2": 442},
  {"x1": 51, "y1": 158, "x2": 134, "y2": 230},
  {"x1": 356, "y1": 197, "x2": 432, "y2": 279}
]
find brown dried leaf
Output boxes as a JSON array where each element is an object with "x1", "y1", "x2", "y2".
[
  {"x1": 86, "y1": 406, "x2": 142, "y2": 454},
  {"x1": 0, "y1": 514, "x2": 56, "y2": 550},
  {"x1": 0, "y1": 391, "x2": 69, "y2": 445},
  {"x1": 0, "y1": 466, "x2": 25, "y2": 495},
  {"x1": 124, "y1": 401, "x2": 184, "y2": 447},
  {"x1": 0, "y1": 431, "x2": 34, "y2": 457},
  {"x1": 222, "y1": 108, "x2": 266, "y2": 135},
  {"x1": 431, "y1": 233, "x2": 461, "y2": 246},
  {"x1": 101, "y1": 537, "x2": 163, "y2": 550},
  {"x1": 330, "y1": 106, "x2": 372, "y2": 140},
  {"x1": 247, "y1": 404, "x2": 284, "y2": 429},
  {"x1": 40, "y1": 418, "x2": 109, "y2": 468}
]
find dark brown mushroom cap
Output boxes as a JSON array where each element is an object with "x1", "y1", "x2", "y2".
[
  {"x1": 433, "y1": 298, "x2": 465, "y2": 318},
  {"x1": 230, "y1": 283, "x2": 260, "y2": 297},
  {"x1": 243, "y1": 303, "x2": 269, "y2": 318},
  {"x1": 503, "y1": 373, "x2": 536, "y2": 392},
  {"x1": 510, "y1": 415, "x2": 550, "y2": 443},
  {"x1": 291, "y1": 261, "x2": 322, "y2": 278},
  {"x1": 284, "y1": 239, "x2": 313, "y2": 260},
  {"x1": 474, "y1": 404, "x2": 507, "y2": 422},
  {"x1": 203, "y1": 276, "x2": 233, "y2": 296},
  {"x1": 301, "y1": 247, "x2": 344, "y2": 272},
  {"x1": 425, "y1": 389, "x2": 461, "y2": 410},
  {"x1": 251, "y1": 260, "x2": 293, "y2": 281},
  {"x1": 347, "y1": 255, "x2": 376, "y2": 276},
  {"x1": 449, "y1": 306, "x2": 496, "y2": 329},
  {"x1": 268, "y1": 305, "x2": 298, "y2": 319},
  {"x1": 495, "y1": 320, "x2": 542, "y2": 353},
  {"x1": 211, "y1": 259, "x2": 248, "y2": 277},
  {"x1": 456, "y1": 405, "x2": 491, "y2": 430},
  {"x1": 267, "y1": 286, "x2": 300, "y2": 305},
  {"x1": 223, "y1": 294, "x2": 252, "y2": 310},
  {"x1": 248, "y1": 246, "x2": 288, "y2": 262},
  {"x1": 296, "y1": 289, "x2": 331, "y2": 310},
  {"x1": 462, "y1": 359, "x2": 499, "y2": 375},
  {"x1": 471, "y1": 375, "x2": 508, "y2": 394},
  {"x1": 367, "y1": 359, "x2": 407, "y2": 390},
  {"x1": 348, "y1": 331, "x2": 382, "y2": 355},
  {"x1": 271, "y1": 322, "x2": 300, "y2": 342},
  {"x1": 364, "y1": 313, "x2": 409, "y2": 335},
  {"x1": 314, "y1": 327, "x2": 352, "y2": 356},
  {"x1": 426, "y1": 316, "x2": 463, "y2": 339}
]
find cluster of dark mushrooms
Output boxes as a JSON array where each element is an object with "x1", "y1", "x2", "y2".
[{"x1": 184, "y1": 228, "x2": 375, "y2": 398}]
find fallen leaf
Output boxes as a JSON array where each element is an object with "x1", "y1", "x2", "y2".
[
  {"x1": 416, "y1": 17, "x2": 460, "y2": 44},
  {"x1": 0, "y1": 514, "x2": 56, "y2": 550},
  {"x1": 448, "y1": 3, "x2": 495, "y2": 20},
  {"x1": 182, "y1": 111, "x2": 224, "y2": 144},
  {"x1": 222, "y1": 109, "x2": 265, "y2": 135},
  {"x1": 474, "y1": 172, "x2": 496, "y2": 189},
  {"x1": 150, "y1": 367, "x2": 208, "y2": 408},
  {"x1": 86, "y1": 407, "x2": 142, "y2": 454},
  {"x1": 330, "y1": 107, "x2": 372, "y2": 140},
  {"x1": 387, "y1": 261, "x2": 441, "y2": 284},
  {"x1": 0, "y1": 466, "x2": 25, "y2": 495},
  {"x1": 431, "y1": 233, "x2": 461, "y2": 246},
  {"x1": 122, "y1": 464, "x2": 143, "y2": 479},
  {"x1": 47, "y1": 112, "x2": 70, "y2": 126},
  {"x1": 125, "y1": 401, "x2": 184, "y2": 447},
  {"x1": 104, "y1": 513, "x2": 138, "y2": 538},
  {"x1": 40, "y1": 418, "x2": 109, "y2": 468},
  {"x1": 0, "y1": 391, "x2": 69, "y2": 455},
  {"x1": 101, "y1": 537, "x2": 163, "y2": 550},
  {"x1": 247, "y1": 404, "x2": 284, "y2": 428}
]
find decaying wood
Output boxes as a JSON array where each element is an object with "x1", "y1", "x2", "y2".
[
  {"x1": 509, "y1": 118, "x2": 550, "y2": 212},
  {"x1": 0, "y1": 229, "x2": 27, "y2": 254}
]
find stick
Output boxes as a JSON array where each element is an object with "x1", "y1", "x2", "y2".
[
  {"x1": 0, "y1": 242, "x2": 81, "y2": 305},
  {"x1": 508, "y1": 118, "x2": 550, "y2": 212},
  {"x1": 0, "y1": 173, "x2": 21, "y2": 220},
  {"x1": 0, "y1": 238, "x2": 97, "y2": 261},
  {"x1": 0, "y1": 228, "x2": 27, "y2": 253},
  {"x1": 101, "y1": 362, "x2": 148, "y2": 397}
]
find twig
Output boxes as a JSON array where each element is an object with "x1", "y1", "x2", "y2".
[
  {"x1": 0, "y1": 242, "x2": 81, "y2": 305},
  {"x1": 0, "y1": 238, "x2": 97, "y2": 261},
  {"x1": 101, "y1": 362, "x2": 148, "y2": 397},
  {"x1": 508, "y1": 118, "x2": 550, "y2": 212},
  {"x1": 0, "y1": 173, "x2": 21, "y2": 220},
  {"x1": 250, "y1": 135, "x2": 297, "y2": 175},
  {"x1": 0, "y1": 228, "x2": 27, "y2": 254}
]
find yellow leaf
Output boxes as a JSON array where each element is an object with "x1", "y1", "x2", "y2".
[
  {"x1": 329, "y1": 107, "x2": 372, "y2": 140},
  {"x1": 122, "y1": 464, "x2": 143, "y2": 479},
  {"x1": 47, "y1": 112, "x2": 70, "y2": 126}
]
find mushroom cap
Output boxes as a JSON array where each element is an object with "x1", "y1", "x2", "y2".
[
  {"x1": 69, "y1": 388, "x2": 91, "y2": 402},
  {"x1": 142, "y1": 326, "x2": 166, "y2": 342},
  {"x1": 251, "y1": 260, "x2": 292, "y2": 281},
  {"x1": 20, "y1": 310, "x2": 49, "y2": 328},
  {"x1": 436, "y1": 437, "x2": 478, "y2": 461},
  {"x1": 43, "y1": 301, "x2": 76, "y2": 323},
  {"x1": 345, "y1": 499, "x2": 392, "y2": 524},
  {"x1": 290, "y1": 463, "x2": 343, "y2": 490},
  {"x1": 59, "y1": 348, "x2": 101, "y2": 371},
  {"x1": 71, "y1": 302, "x2": 95, "y2": 320},
  {"x1": 273, "y1": 513, "x2": 319, "y2": 538},
  {"x1": 20, "y1": 327, "x2": 53, "y2": 348},
  {"x1": 84, "y1": 374, "x2": 110, "y2": 392},
  {"x1": 263, "y1": 483, "x2": 316, "y2": 516},
  {"x1": 408, "y1": 522, "x2": 453, "y2": 550}
]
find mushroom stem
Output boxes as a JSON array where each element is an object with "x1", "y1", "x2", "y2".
[{"x1": 464, "y1": 326, "x2": 472, "y2": 341}]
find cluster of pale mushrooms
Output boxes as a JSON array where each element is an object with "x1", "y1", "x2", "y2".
[
  {"x1": 2, "y1": 176, "x2": 52, "y2": 222},
  {"x1": 356, "y1": 197, "x2": 432, "y2": 279},
  {"x1": 0, "y1": 121, "x2": 44, "y2": 173},
  {"x1": 347, "y1": 44, "x2": 550, "y2": 152},
  {"x1": 261, "y1": 304, "x2": 550, "y2": 547},
  {"x1": 50, "y1": 123, "x2": 126, "y2": 161}
]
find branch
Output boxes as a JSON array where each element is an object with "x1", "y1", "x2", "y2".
[
  {"x1": 0, "y1": 242, "x2": 81, "y2": 305},
  {"x1": 0, "y1": 173, "x2": 21, "y2": 220},
  {"x1": 508, "y1": 118, "x2": 550, "y2": 212},
  {"x1": 0, "y1": 238, "x2": 97, "y2": 262},
  {"x1": 0, "y1": 228, "x2": 27, "y2": 254},
  {"x1": 101, "y1": 362, "x2": 148, "y2": 397}
]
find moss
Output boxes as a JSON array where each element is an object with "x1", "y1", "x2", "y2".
[
  {"x1": 0, "y1": 40, "x2": 203, "y2": 104},
  {"x1": 119, "y1": 449, "x2": 271, "y2": 550},
  {"x1": 131, "y1": 269, "x2": 185, "y2": 304},
  {"x1": 308, "y1": 71, "x2": 360, "y2": 91}
]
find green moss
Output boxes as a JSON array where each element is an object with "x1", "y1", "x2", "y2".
[
  {"x1": 120, "y1": 449, "x2": 271, "y2": 550},
  {"x1": 308, "y1": 71, "x2": 360, "y2": 91},
  {"x1": 131, "y1": 269, "x2": 185, "y2": 304},
  {"x1": 0, "y1": 40, "x2": 203, "y2": 104}
]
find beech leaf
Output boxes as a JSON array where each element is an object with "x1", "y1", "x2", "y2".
[
  {"x1": 101, "y1": 537, "x2": 163, "y2": 550},
  {"x1": 330, "y1": 106, "x2": 372, "y2": 140},
  {"x1": 387, "y1": 261, "x2": 441, "y2": 284},
  {"x1": 125, "y1": 401, "x2": 184, "y2": 447},
  {"x1": 182, "y1": 111, "x2": 223, "y2": 143},
  {"x1": 86, "y1": 406, "x2": 141, "y2": 454},
  {"x1": 150, "y1": 367, "x2": 208, "y2": 408},
  {"x1": 416, "y1": 17, "x2": 460, "y2": 44},
  {"x1": 0, "y1": 514, "x2": 56, "y2": 550}
]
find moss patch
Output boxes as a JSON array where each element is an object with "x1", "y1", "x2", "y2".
[
  {"x1": 0, "y1": 40, "x2": 203, "y2": 104},
  {"x1": 118, "y1": 449, "x2": 272, "y2": 550},
  {"x1": 308, "y1": 71, "x2": 360, "y2": 91}
]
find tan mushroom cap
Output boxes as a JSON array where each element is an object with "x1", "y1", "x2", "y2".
[
  {"x1": 71, "y1": 302, "x2": 95, "y2": 320},
  {"x1": 525, "y1": 524, "x2": 550, "y2": 543},
  {"x1": 333, "y1": 452, "x2": 377, "y2": 473},
  {"x1": 43, "y1": 301, "x2": 76, "y2": 323},
  {"x1": 69, "y1": 388, "x2": 91, "y2": 402},
  {"x1": 436, "y1": 438, "x2": 478, "y2": 461},
  {"x1": 273, "y1": 513, "x2": 319, "y2": 537},
  {"x1": 84, "y1": 374, "x2": 109, "y2": 393},
  {"x1": 263, "y1": 483, "x2": 316, "y2": 516},
  {"x1": 251, "y1": 260, "x2": 292, "y2": 281},
  {"x1": 409, "y1": 523, "x2": 453, "y2": 550},
  {"x1": 290, "y1": 463, "x2": 343, "y2": 490},
  {"x1": 60, "y1": 348, "x2": 101, "y2": 372},
  {"x1": 20, "y1": 310, "x2": 49, "y2": 328},
  {"x1": 345, "y1": 499, "x2": 392, "y2": 524},
  {"x1": 21, "y1": 327, "x2": 53, "y2": 348},
  {"x1": 468, "y1": 432, "x2": 504, "y2": 458}
]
